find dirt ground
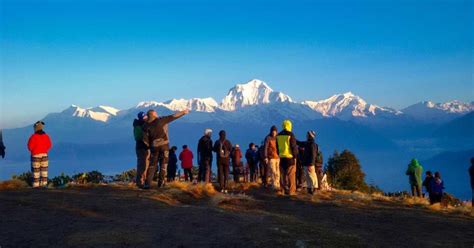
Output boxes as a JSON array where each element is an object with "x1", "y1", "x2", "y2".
[{"x1": 0, "y1": 184, "x2": 473, "y2": 248}]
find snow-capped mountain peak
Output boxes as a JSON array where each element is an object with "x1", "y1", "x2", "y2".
[
  {"x1": 162, "y1": 98, "x2": 218, "y2": 112},
  {"x1": 302, "y1": 92, "x2": 400, "y2": 119},
  {"x1": 61, "y1": 105, "x2": 120, "y2": 122},
  {"x1": 220, "y1": 79, "x2": 292, "y2": 111},
  {"x1": 402, "y1": 100, "x2": 474, "y2": 122}
]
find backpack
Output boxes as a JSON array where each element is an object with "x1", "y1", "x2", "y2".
[
  {"x1": 316, "y1": 151, "x2": 323, "y2": 165},
  {"x1": 219, "y1": 140, "x2": 230, "y2": 158}
]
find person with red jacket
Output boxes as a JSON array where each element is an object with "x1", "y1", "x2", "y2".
[
  {"x1": 27, "y1": 121, "x2": 52, "y2": 188},
  {"x1": 179, "y1": 145, "x2": 194, "y2": 182}
]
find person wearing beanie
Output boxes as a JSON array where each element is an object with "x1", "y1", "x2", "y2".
[
  {"x1": 276, "y1": 120, "x2": 298, "y2": 196},
  {"x1": 133, "y1": 111, "x2": 149, "y2": 188},
  {"x1": 197, "y1": 128, "x2": 213, "y2": 183},
  {"x1": 27, "y1": 121, "x2": 52, "y2": 188},
  {"x1": 179, "y1": 145, "x2": 194, "y2": 182},
  {"x1": 142, "y1": 109, "x2": 189, "y2": 189},
  {"x1": 213, "y1": 130, "x2": 233, "y2": 193},
  {"x1": 231, "y1": 144, "x2": 243, "y2": 183}
]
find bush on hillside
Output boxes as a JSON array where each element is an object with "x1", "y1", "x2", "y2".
[
  {"x1": 50, "y1": 173, "x2": 72, "y2": 187},
  {"x1": 325, "y1": 150, "x2": 371, "y2": 192},
  {"x1": 72, "y1": 171, "x2": 104, "y2": 184},
  {"x1": 11, "y1": 172, "x2": 32, "y2": 186},
  {"x1": 114, "y1": 169, "x2": 136, "y2": 182}
]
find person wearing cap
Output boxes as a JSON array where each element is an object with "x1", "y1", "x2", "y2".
[
  {"x1": 276, "y1": 120, "x2": 298, "y2": 196},
  {"x1": 297, "y1": 131, "x2": 319, "y2": 195},
  {"x1": 133, "y1": 111, "x2": 149, "y2": 188},
  {"x1": 213, "y1": 130, "x2": 233, "y2": 193},
  {"x1": 142, "y1": 109, "x2": 189, "y2": 189},
  {"x1": 264, "y1": 125, "x2": 280, "y2": 192},
  {"x1": 197, "y1": 128, "x2": 213, "y2": 183},
  {"x1": 27, "y1": 121, "x2": 52, "y2": 188}
]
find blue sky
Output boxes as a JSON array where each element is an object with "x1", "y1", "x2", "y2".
[{"x1": 1, "y1": 0, "x2": 472, "y2": 128}]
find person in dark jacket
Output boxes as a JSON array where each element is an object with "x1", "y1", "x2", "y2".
[
  {"x1": 469, "y1": 158, "x2": 473, "y2": 215},
  {"x1": 179, "y1": 145, "x2": 194, "y2": 182},
  {"x1": 231, "y1": 144, "x2": 243, "y2": 183},
  {"x1": 167, "y1": 146, "x2": 178, "y2": 182},
  {"x1": 27, "y1": 121, "x2": 52, "y2": 188},
  {"x1": 213, "y1": 130, "x2": 232, "y2": 193},
  {"x1": 296, "y1": 145, "x2": 306, "y2": 191},
  {"x1": 429, "y1": 171, "x2": 444, "y2": 204},
  {"x1": 197, "y1": 129, "x2": 213, "y2": 183},
  {"x1": 142, "y1": 109, "x2": 189, "y2": 189},
  {"x1": 246, "y1": 143, "x2": 259, "y2": 183},
  {"x1": 297, "y1": 131, "x2": 319, "y2": 194},
  {"x1": 276, "y1": 120, "x2": 298, "y2": 196},
  {"x1": 0, "y1": 129, "x2": 5, "y2": 159},
  {"x1": 315, "y1": 149, "x2": 324, "y2": 190},
  {"x1": 257, "y1": 143, "x2": 268, "y2": 187},
  {"x1": 133, "y1": 112, "x2": 149, "y2": 188},
  {"x1": 422, "y1": 171, "x2": 433, "y2": 197}
]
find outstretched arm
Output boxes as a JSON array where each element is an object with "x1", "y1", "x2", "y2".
[{"x1": 164, "y1": 109, "x2": 190, "y2": 123}]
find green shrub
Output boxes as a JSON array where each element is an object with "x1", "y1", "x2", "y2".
[
  {"x1": 72, "y1": 171, "x2": 104, "y2": 184},
  {"x1": 50, "y1": 173, "x2": 72, "y2": 187},
  {"x1": 114, "y1": 169, "x2": 136, "y2": 182},
  {"x1": 325, "y1": 150, "x2": 372, "y2": 192},
  {"x1": 12, "y1": 172, "x2": 32, "y2": 186}
]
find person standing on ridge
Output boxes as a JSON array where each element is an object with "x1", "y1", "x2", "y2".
[
  {"x1": 0, "y1": 129, "x2": 6, "y2": 159},
  {"x1": 297, "y1": 131, "x2": 319, "y2": 195},
  {"x1": 276, "y1": 119, "x2": 298, "y2": 196},
  {"x1": 469, "y1": 158, "x2": 474, "y2": 215},
  {"x1": 246, "y1": 143, "x2": 258, "y2": 182},
  {"x1": 422, "y1": 171, "x2": 433, "y2": 198},
  {"x1": 27, "y1": 121, "x2": 52, "y2": 188},
  {"x1": 197, "y1": 128, "x2": 213, "y2": 183},
  {"x1": 264, "y1": 126, "x2": 280, "y2": 192},
  {"x1": 179, "y1": 145, "x2": 194, "y2": 182},
  {"x1": 405, "y1": 158, "x2": 423, "y2": 197},
  {"x1": 429, "y1": 171, "x2": 444, "y2": 204},
  {"x1": 142, "y1": 109, "x2": 189, "y2": 189},
  {"x1": 167, "y1": 146, "x2": 178, "y2": 182},
  {"x1": 231, "y1": 144, "x2": 243, "y2": 182},
  {"x1": 133, "y1": 112, "x2": 149, "y2": 188},
  {"x1": 213, "y1": 130, "x2": 232, "y2": 193}
]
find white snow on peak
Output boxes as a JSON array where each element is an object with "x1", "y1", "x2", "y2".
[
  {"x1": 402, "y1": 100, "x2": 474, "y2": 119},
  {"x1": 220, "y1": 79, "x2": 292, "y2": 111},
  {"x1": 162, "y1": 98, "x2": 218, "y2": 112},
  {"x1": 62, "y1": 105, "x2": 120, "y2": 122},
  {"x1": 302, "y1": 92, "x2": 400, "y2": 119}
]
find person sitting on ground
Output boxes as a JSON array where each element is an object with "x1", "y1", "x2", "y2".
[
  {"x1": 429, "y1": 171, "x2": 444, "y2": 205},
  {"x1": 422, "y1": 171, "x2": 433, "y2": 198},
  {"x1": 405, "y1": 158, "x2": 423, "y2": 198},
  {"x1": 167, "y1": 146, "x2": 178, "y2": 182},
  {"x1": 179, "y1": 145, "x2": 194, "y2": 182},
  {"x1": 27, "y1": 121, "x2": 52, "y2": 188}
]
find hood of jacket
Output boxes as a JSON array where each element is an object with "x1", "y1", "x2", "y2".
[{"x1": 282, "y1": 120, "x2": 292, "y2": 132}]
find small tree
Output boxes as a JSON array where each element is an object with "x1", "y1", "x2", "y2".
[{"x1": 325, "y1": 149, "x2": 369, "y2": 192}]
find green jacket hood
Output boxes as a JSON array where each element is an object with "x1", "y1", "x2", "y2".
[{"x1": 282, "y1": 119, "x2": 292, "y2": 132}]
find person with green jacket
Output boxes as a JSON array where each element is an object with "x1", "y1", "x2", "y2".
[{"x1": 406, "y1": 158, "x2": 423, "y2": 197}]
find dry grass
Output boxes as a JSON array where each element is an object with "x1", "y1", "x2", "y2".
[{"x1": 0, "y1": 179, "x2": 29, "y2": 190}]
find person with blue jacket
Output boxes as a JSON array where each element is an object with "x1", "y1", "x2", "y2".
[{"x1": 429, "y1": 171, "x2": 444, "y2": 204}]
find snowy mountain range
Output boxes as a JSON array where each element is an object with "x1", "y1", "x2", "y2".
[{"x1": 56, "y1": 79, "x2": 472, "y2": 124}]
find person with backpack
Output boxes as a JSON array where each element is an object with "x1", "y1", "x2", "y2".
[
  {"x1": 167, "y1": 146, "x2": 178, "y2": 182},
  {"x1": 179, "y1": 145, "x2": 194, "y2": 182},
  {"x1": 213, "y1": 130, "x2": 232, "y2": 193},
  {"x1": 429, "y1": 171, "x2": 444, "y2": 204},
  {"x1": 298, "y1": 131, "x2": 319, "y2": 195},
  {"x1": 142, "y1": 109, "x2": 189, "y2": 189},
  {"x1": 422, "y1": 171, "x2": 433, "y2": 198},
  {"x1": 276, "y1": 120, "x2": 298, "y2": 196},
  {"x1": 245, "y1": 143, "x2": 259, "y2": 182},
  {"x1": 0, "y1": 129, "x2": 6, "y2": 159},
  {"x1": 133, "y1": 112, "x2": 149, "y2": 188},
  {"x1": 405, "y1": 158, "x2": 423, "y2": 197},
  {"x1": 27, "y1": 121, "x2": 52, "y2": 188},
  {"x1": 231, "y1": 144, "x2": 243, "y2": 183},
  {"x1": 264, "y1": 126, "x2": 280, "y2": 192},
  {"x1": 197, "y1": 128, "x2": 213, "y2": 183}
]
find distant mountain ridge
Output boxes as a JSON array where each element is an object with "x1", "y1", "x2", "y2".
[{"x1": 51, "y1": 79, "x2": 471, "y2": 125}]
